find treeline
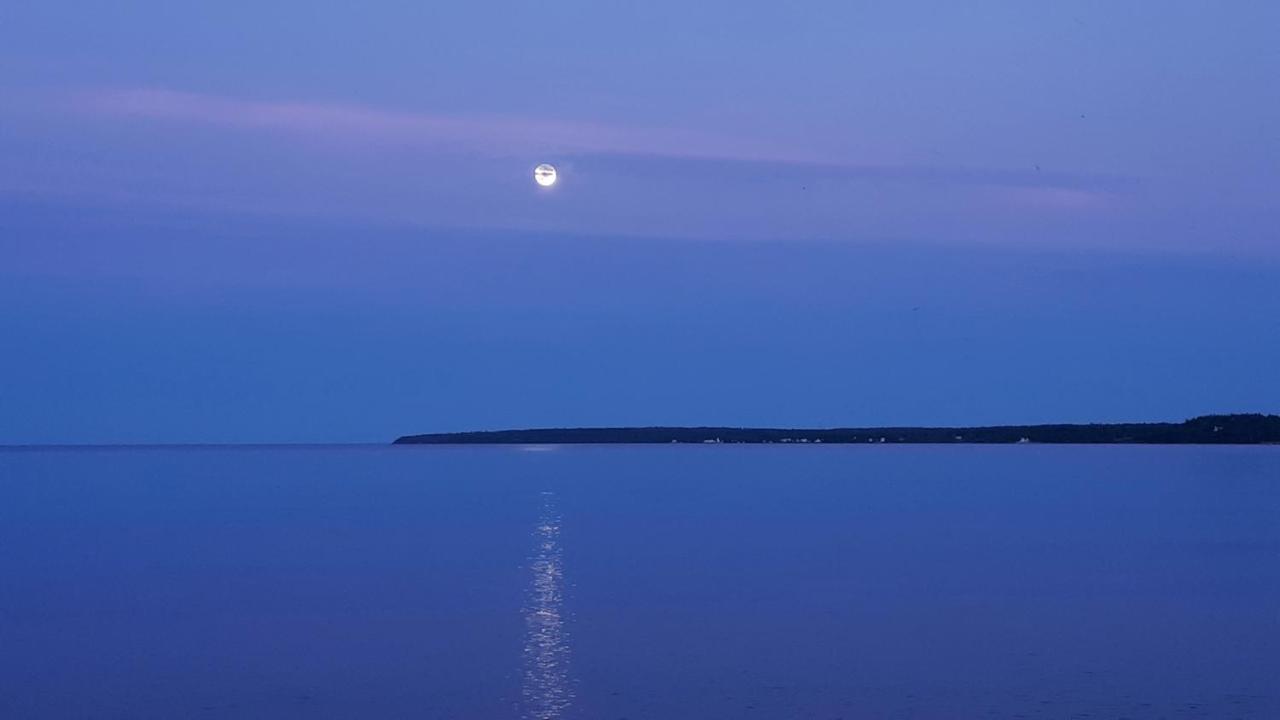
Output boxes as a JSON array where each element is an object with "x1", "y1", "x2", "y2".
[{"x1": 394, "y1": 414, "x2": 1280, "y2": 445}]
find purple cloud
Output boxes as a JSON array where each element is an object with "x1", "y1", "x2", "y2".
[
  {"x1": 0, "y1": 86, "x2": 1136, "y2": 242},
  {"x1": 73, "y1": 87, "x2": 792, "y2": 163},
  {"x1": 73, "y1": 88, "x2": 1126, "y2": 200}
]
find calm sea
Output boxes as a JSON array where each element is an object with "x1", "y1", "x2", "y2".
[{"x1": 1, "y1": 445, "x2": 1276, "y2": 719}]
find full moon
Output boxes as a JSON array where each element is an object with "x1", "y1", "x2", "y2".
[{"x1": 534, "y1": 163, "x2": 558, "y2": 187}]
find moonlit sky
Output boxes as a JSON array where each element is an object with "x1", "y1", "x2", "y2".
[{"x1": 2, "y1": 2, "x2": 1278, "y2": 443}]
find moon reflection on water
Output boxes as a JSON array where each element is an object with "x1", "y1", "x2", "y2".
[{"x1": 522, "y1": 491, "x2": 573, "y2": 720}]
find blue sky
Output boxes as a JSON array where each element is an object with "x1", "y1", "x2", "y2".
[{"x1": 2, "y1": 1, "x2": 1278, "y2": 442}]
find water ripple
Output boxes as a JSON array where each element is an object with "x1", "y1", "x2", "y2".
[{"x1": 522, "y1": 491, "x2": 573, "y2": 720}]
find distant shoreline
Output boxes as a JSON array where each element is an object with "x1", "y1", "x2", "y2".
[{"x1": 395, "y1": 414, "x2": 1280, "y2": 445}]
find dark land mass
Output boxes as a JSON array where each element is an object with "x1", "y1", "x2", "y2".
[{"x1": 395, "y1": 413, "x2": 1280, "y2": 445}]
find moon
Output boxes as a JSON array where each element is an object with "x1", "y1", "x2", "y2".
[{"x1": 534, "y1": 163, "x2": 558, "y2": 187}]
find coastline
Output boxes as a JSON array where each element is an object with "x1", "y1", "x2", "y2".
[{"x1": 394, "y1": 414, "x2": 1280, "y2": 445}]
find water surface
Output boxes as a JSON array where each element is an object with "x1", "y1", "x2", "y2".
[{"x1": 1, "y1": 445, "x2": 1276, "y2": 718}]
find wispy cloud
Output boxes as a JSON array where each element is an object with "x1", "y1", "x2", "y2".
[
  {"x1": 567, "y1": 151, "x2": 1134, "y2": 195},
  {"x1": 73, "y1": 87, "x2": 787, "y2": 162},
  {"x1": 72, "y1": 87, "x2": 1129, "y2": 200}
]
